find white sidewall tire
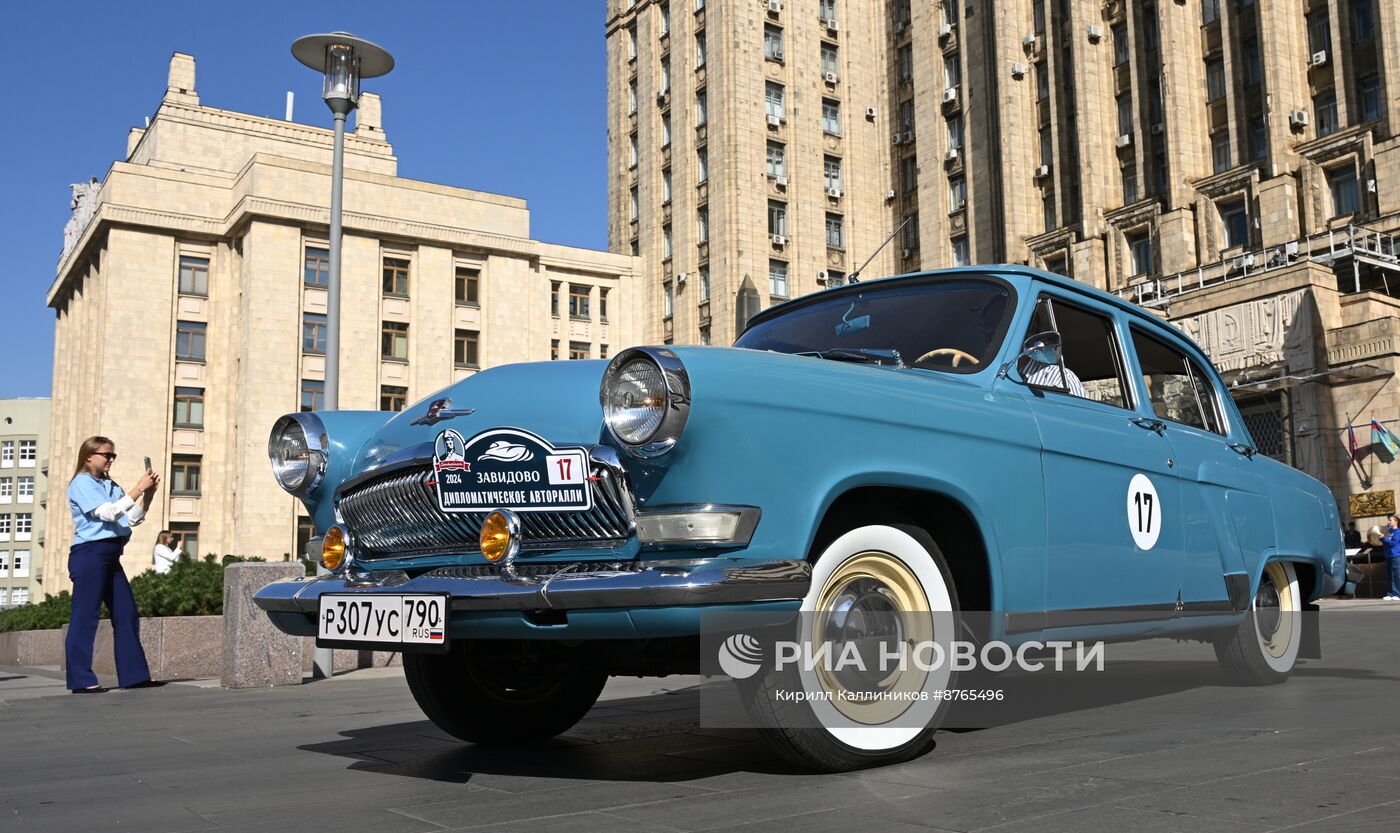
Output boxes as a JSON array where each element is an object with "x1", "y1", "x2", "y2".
[
  {"x1": 1255, "y1": 560, "x2": 1300, "y2": 674},
  {"x1": 800, "y1": 524, "x2": 956, "y2": 752}
]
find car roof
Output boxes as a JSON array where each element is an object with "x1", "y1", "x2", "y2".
[{"x1": 747, "y1": 264, "x2": 1202, "y2": 355}]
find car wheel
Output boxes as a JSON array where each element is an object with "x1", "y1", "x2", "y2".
[
  {"x1": 403, "y1": 639, "x2": 607, "y2": 744},
  {"x1": 738, "y1": 522, "x2": 960, "y2": 772},
  {"x1": 1214, "y1": 560, "x2": 1301, "y2": 685}
]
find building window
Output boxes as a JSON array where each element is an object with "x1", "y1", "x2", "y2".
[
  {"x1": 302, "y1": 312, "x2": 327, "y2": 355},
  {"x1": 825, "y1": 213, "x2": 845, "y2": 249},
  {"x1": 764, "y1": 25, "x2": 784, "y2": 61},
  {"x1": 455, "y1": 267, "x2": 480, "y2": 306},
  {"x1": 0, "y1": 479, "x2": 9, "y2": 501},
  {"x1": 820, "y1": 43, "x2": 839, "y2": 78},
  {"x1": 600, "y1": 288, "x2": 610, "y2": 322},
  {"x1": 629, "y1": 132, "x2": 638, "y2": 167},
  {"x1": 170, "y1": 523, "x2": 199, "y2": 560},
  {"x1": 1328, "y1": 166, "x2": 1359, "y2": 217},
  {"x1": 1315, "y1": 89, "x2": 1338, "y2": 136},
  {"x1": 663, "y1": 281, "x2": 674, "y2": 317},
  {"x1": 951, "y1": 235, "x2": 969, "y2": 267},
  {"x1": 663, "y1": 223, "x2": 673, "y2": 259},
  {"x1": 173, "y1": 386, "x2": 204, "y2": 429},
  {"x1": 1249, "y1": 110, "x2": 1267, "y2": 161},
  {"x1": 454, "y1": 328, "x2": 480, "y2": 367},
  {"x1": 1242, "y1": 38, "x2": 1260, "y2": 87},
  {"x1": 1202, "y1": 0, "x2": 1220, "y2": 25},
  {"x1": 1117, "y1": 94, "x2": 1132, "y2": 137},
  {"x1": 903, "y1": 214, "x2": 920, "y2": 251},
  {"x1": 898, "y1": 99, "x2": 915, "y2": 133},
  {"x1": 661, "y1": 56, "x2": 670, "y2": 94},
  {"x1": 768, "y1": 201, "x2": 787, "y2": 237},
  {"x1": 662, "y1": 112, "x2": 671, "y2": 146},
  {"x1": 820, "y1": 0, "x2": 837, "y2": 20},
  {"x1": 1357, "y1": 73, "x2": 1381, "y2": 123},
  {"x1": 822, "y1": 99, "x2": 841, "y2": 135},
  {"x1": 1121, "y1": 164, "x2": 1139, "y2": 204},
  {"x1": 1044, "y1": 254, "x2": 1069, "y2": 276},
  {"x1": 12, "y1": 551, "x2": 27, "y2": 579},
  {"x1": 769, "y1": 260, "x2": 789, "y2": 297},
  {"x1": 1211, "y1": 130, "x2": 1231, "y2": 174},
  {"x1": 1127, "y1": 230, "x2": 1153, "y2": 276},
  {"x1": 569, "y1": 285, "x2": 590, "y2": 319},
  {"x1": 0, "y1": 516, "x2": 8, "y2": 538},
  {"x1": 947, "y1": 115, "x2": 964, "y2": 151},
  {"x1": 1, "y1": 442, "x2": 10, "y2": 466},
  {"x1": 1352, "y1": 0, "x2": 1374, "y2": 41},
  {"x1": 697, "y1": 147, "x2": 708, "y2": 183},
  {"x1": 949, "y1": 175, "x2": 966, "y2": 212},
  {"x1": 1043, "y1": 192, "x2": 1057, "y2": 233},
  {"x1": 1112, "y1": 23, "x2": 1128, "y2": 65},
  {"x1": 823, "y1": 156, "x2": 842, "y2": 191},
  {"x1": 628, "y1": 24, "x2": 637, "y2": 60},
  {"x1": 696, "y1": 31, "x2": 706, "y2": 67},
  {"x1": 551, "y1": 281, "x2": 561, "y2": 317},
  {"x1": 1033, "y1": 0, "x2": 1046, "y2": 33},
  {"x1": 897, "y1": 44, "x2": 913, "y2": 84},
  {"x1": 944, "y1": 54, "x2": 961, "y2": 90},
  {"x1": 698, "y1": 206, "x2": 709, "y2": 243},
  {"x1": 178, "y1": 255, "x2": 209, "y2": 297},
  {"x1": 175, "y1": 321, "x2": 206, "y2": 362},
  {"x1": 18, "y1": 442, "x2": 33, "y2": 465},
  {"x1": 629, "y1": 78, "x2": 638, "y2": 114},
  {"x1": 569, "y1": 342, "x2": 590, "y2": 361},
  {"x1": 17, "y1": 476, "x2": 33, "y2": 503},
  {"x1": 1142, "y1": 3, "x2": 1159, "y2": 51},
  {"x1": 381, "y1": 321, "x2": 408, "y2": 361},
  {"x1": 901, "y1": 155, "x2": 918, "y2": 193},
  {"x1": 1205, "y1": 58, "x2": 1225, "y2": 102},
  {"x1": 662, "y1": 167, "x2": 673, "y2": 203},
  {"x1": 765, "y1": 83, "x2": 785, "y2": 121},
  {"x1": 380, "y1": 385, "x2": 408, "y2": 411},
  {"x1": 1039, "y1": 127, "x2": 1052, "y2": 166},
  {"x1": 551, "y1": 340, "x2": 559, "y2": 360},
  {"x1": 659, "y1": 1, "x2": 669, "y2": 35},
  {"x1": 170, "y1": 456, "x2": 201, "y2": 496},
  {"x1": 600, "y1": 344, "x2": 610, "y2": 359},
  {"x1": 696, "y1": 90, "x2": 707, "y2": 125},
  {"x1": 1220, "y1": 199, "x2": 1249, "y2": 249},
  {"x1": 304, "y1": 246, "x2": 329, "y2": 286},
  {"x1": 629, "y1": 186, "x2": 639, "y2": 221},
  {"x1": 699, "y1": 325, "x2": 711, "y2": 345},
  {"x1": 382, "y1": 256, "x2": 410, "y2": 297},
  {"x1": 1307, "y1": 12, "x2": 1331, "y2": 54},
  {"x1": 698, "y1": 267, "x2": 710, "y2": 301},
  {"x1": 1035, "y1": 61, "x2": 1049, "y2": 101},
  {"x1": 300, "y1": 379, "x2": 324, "y2": 412}
]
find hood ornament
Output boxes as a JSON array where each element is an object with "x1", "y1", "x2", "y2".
[{"x1": 410, "y1": 398, "x2": 476, "y2": 426}]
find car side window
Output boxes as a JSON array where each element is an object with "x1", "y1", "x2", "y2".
[
  {"x1": 1131, "y1": 328, "x2": 1225, "y2": 435},
  {"x1": 1020, "y1": 296, "x2": 1130, "y2": 408}
]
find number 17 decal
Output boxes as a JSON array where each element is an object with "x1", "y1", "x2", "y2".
[{"x1": 1126, "y1": 473, "x2": 1162, "y2": 550}]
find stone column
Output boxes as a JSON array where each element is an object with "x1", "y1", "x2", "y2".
[{"x1": 222, "y1": 562, "x2": 305, "y2": 688}]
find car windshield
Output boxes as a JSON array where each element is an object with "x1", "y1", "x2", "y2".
[{"x1": 734, "y1": 276, "x2": 1014, "y2": 374}]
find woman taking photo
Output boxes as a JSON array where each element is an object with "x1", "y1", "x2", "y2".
[{"x1": 65, "y1": 436, "x2": 165, "y2": 693}]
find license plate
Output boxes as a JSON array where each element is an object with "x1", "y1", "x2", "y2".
[
  {"x1": 430, "y1": 427, "x2": 592, "y2": 513},
  {"x1": 318, "y1": 594, "x2": 448, "y2": 646}
]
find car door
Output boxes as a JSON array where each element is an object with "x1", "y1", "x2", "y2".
[
  {"x1": 1016, "y1": 290, "x2": 1186, "y2": 619},
  {"x1": 1127, "y1": 327, "x2": 1271, "y2": 611}
]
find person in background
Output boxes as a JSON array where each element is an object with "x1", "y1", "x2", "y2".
[
  {"x1": 1344, "y1": 521, "x2": 1362, "y2": 550},
  {"x1": 1382, "y1": 515, "x2": 1400, "y2": 601},
  {"x1": 65, "y1": 436, "x2": 167, "y2": 693},
  {"x1": 153, "y1": 530, "x2": 182, "y2": 575}
]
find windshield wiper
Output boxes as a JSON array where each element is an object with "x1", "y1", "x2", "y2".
[{"x1": 795, "y1": 348, "x2": 905, "y2": 368}]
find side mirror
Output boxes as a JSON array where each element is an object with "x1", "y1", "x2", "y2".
[{"x1": 997, "y1": 331, "x2": 1063, "y2": 380}]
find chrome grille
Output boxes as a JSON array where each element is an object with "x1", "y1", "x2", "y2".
[{"x1": 337, "y1": 458, "x2": 635, "y2": 558}]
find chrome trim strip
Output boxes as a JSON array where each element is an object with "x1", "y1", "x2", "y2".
[
  {"x1": 254, "y1": 557, "x2": 811, "y2": 614},
  {"x1": 635, "y1": 504, "x2": 762, "y2": 546}
]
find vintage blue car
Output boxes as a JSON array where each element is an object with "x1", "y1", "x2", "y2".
[{"x1": 255, "y1": 266, "x2": 1346, "y2": 771}]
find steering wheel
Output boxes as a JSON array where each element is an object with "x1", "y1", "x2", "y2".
[{"x1": 915, "y1": 347, "x2": 980, "y2": 367}]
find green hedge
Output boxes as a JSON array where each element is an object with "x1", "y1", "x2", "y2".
[{"x1": 0, "y1": 555, "x2": 270, "y2": 633}]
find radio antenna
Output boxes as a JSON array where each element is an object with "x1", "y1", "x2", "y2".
[{"x1": 847, "y1": 216, "x2": 913, "y2": 284}]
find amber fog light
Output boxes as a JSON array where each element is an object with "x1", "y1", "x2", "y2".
[
  {"x1": 479, "y1": 509, "x2": 521, "y2": 563},
  {"x1": 321, "y1": 525, "x2": 349, "y2": 572}
]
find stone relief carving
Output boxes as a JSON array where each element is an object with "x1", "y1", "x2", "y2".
[
  {"x1": 60, "y1": 178, "x2": 101, "y2": 265},
  {"x1": 1174, "y1": 289, "x2": 1313, "y2": 374}
]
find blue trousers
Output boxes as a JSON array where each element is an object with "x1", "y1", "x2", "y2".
[
  {"x1": 65, "y1": 537, "x2": 151, "y2": 690},
  {"x1": 1390, "y1": 557, "x2": 1400, "y2": 598}
]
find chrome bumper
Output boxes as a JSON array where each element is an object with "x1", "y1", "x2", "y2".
[{"x1": 252, "y1": 558, "x2": 811, "y2": 614}]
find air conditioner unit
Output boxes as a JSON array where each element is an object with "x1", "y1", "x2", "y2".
[
  {"x1": 1087, "y1": 24, "x2": 1104, "y2": 42},
  {"x1": 823, "y1": 18, "x2": 838, "y2": 32},
  {"x1": 816, "y1": 270, "x2": 829, "y2": 283},
  {"x1": 938, "y1": 23, "x2": 954, "y2": 39},
  {"x1": 943, "y1": 87, "x2": 959, "y2": 104},
  {"x1": 1150, "y1": 123, "x2": 1164, "y2": 135},
  {"x1": 1023, "y1": 33, "x2": 1038, "y2": 49},
  {"x1": 1368, "y1": 178, "x2": 1378, "y2": 193},
  {"x1": 1034, "y1": 164, "x2": 1051, "y2": 178},
  {"x1": 1011, "y1": 62, "x2": 1028, "y2": 78},
  {"x1": 865, "y1": 106, "x2": 877, "y2": 119},
  {"x1": 1284, "y1": 241, "x2": 1300, "y2": 257},
  {"x1": 885, "y1": 190, "x2": 897, "y2": 200},
  {"x1": 1310, "y1": 50, "x2": 1327, "y2": 67},
  {"x1": 657, "y1": 90, "x2": 667, "y2": 101},
  {"x1": 1289, "y1": 109, "x2": 1310, "y2": 127},
  {"x1": 901, "y1": 248, "x2": 914, "y2": 259},
  {"x1": 892, "y1": 133, "x2": 902, "y2": 145},
  {"x1": 1241, "y1": 253, "x2": 1257, "y2": 268},
  {"x1": 774, "y1": 175, "x2": 788, "y2": 187},
  {"x1": 1116, "y1": 132, "x2": 1133, "y2": 148},
  {"x1": 767, "y1": 114, "x2": 782, "y2": 127},
  {"x1": 676, "y1": 272, "x2": 688, "y2": 284},
  {"x1": 826, "y1": 187, "x2": 843, "y2": 198},
  {"x1": 945, "y1": 147, "x2": 959, "y2": 162},
  {"x1": 901, "y1": 131, "x2": 914, "y2": 143},
  {"x1": 766, "y1": 0, "x2": 783, "y2": 13},
  {"x1": 824, "y1": 71, "x2": 839, "y2": 83},
  {"x1": 771, "y1": 234, "x2": 787, "y2": 245}
]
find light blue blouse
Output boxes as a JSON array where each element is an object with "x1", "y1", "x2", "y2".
[{"x1": 68, "y1": 473, "x2": 142, "y2": 545}]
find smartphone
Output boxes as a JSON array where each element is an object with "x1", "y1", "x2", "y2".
[{"x1": 144, "y1": 456, "x2": 152, "y2": 473}]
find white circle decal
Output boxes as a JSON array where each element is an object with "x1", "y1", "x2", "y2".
[{"x1": 1127, "y1": 473, "x2": 1161, "y2": 550}]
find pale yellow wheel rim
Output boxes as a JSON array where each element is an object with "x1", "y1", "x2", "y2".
[
  {"x1": 811, "y1": 551, "x2": 933, "y2": 723},
  {"x1": 1258, "y1": 561, "x2": 1295, "y2": 659}
]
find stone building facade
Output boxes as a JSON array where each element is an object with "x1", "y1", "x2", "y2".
[
  {"x1": 607, "y1": 0, "x2": 1400, "y2": 526},
  {"x1": 41, "y1": 54, "x2": 643, "y2": 595},
  {"x1": 0, "y1": 399, "x2": 49, "y2": 607}
]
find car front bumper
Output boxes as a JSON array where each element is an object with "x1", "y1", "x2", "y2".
[{"x1": 252, "y1": 557, "x2": 812, "y2": 618}]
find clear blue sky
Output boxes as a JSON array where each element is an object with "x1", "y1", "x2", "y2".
[{"x1": 0, "y1": 1, "x2": 609, "y2": 398}]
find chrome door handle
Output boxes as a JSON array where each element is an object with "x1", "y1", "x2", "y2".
[
  {"x1": 1130, "y1": 417, "x2": 1167, "y2": 434},
  {"x1": 1227, "y1": 442, "x2": 1257, "y2": 459}
]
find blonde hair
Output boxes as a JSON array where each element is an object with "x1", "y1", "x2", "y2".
[{"x1": 71, "y1": 435, "x2": 114, "y2": 481}]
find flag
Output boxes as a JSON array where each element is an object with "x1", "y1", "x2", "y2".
[
  {"x1": 1345, "y1": 418, "x2": 1358, "y2": 463},
  {"x1": 1373, "y1": 419, "x2": 1400, "y2": 457}
]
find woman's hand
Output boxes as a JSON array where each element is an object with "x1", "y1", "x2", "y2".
[
  {"x1": 145, "y1": 474, "x2": 161, "y2": 496},
  {"x1": 130, "y1": 471, "x2": 157, "y2": 497}
]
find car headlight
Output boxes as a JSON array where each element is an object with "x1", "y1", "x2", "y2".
[
  {"x1": 600, "y1": 347, "x2": 690, "y2": 456},
  {"x1": 268, "y1": 413, "x2": 328, "y2": 497}
]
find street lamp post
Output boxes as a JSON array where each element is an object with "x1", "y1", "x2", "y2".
[{"x1": 291, "y1": 32, "x2": 393, "y2": 679}]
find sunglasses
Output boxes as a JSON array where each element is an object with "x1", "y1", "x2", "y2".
[{"x1": 94, "y1": 452, "x2": 117, "y2": 461}]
